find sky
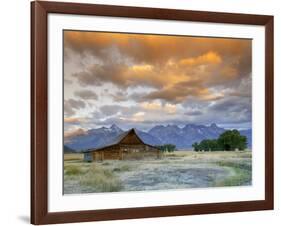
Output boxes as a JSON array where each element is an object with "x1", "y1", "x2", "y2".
[{"x1": 64, "y1": 30, "x2": 252, "y2": 137}]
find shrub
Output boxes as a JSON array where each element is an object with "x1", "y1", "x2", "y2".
[
  {"x1": 65, "y1": 165, "x2": 83, "y2": 175},
  {"x1": 80, "y1": 165, "x2": 123, "y2": 192}
]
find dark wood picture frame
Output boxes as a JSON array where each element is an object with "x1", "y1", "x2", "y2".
[{"x1": 31, "y1": 1, "x2": 274, "y2": 225}]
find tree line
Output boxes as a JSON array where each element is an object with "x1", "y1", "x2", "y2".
[
  {"x1": 192, "y1": 130, "x2": 247, "y2": 151},
  {"x1": 156, "y1": 144, "x2": 176, "y2": 152}
]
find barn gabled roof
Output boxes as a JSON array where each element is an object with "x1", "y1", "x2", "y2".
[{"x1": 83, "y1": 128, "x2": 158, "y2": 153}]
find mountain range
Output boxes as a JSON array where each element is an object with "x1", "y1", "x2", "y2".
[{"x1": 64, "y1": 124, "x2": 252, "y2": 152}]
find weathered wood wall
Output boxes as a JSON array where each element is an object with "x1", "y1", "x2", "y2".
[{"x1": 86, "y1": 144, "x2": 160, "y2": 161}]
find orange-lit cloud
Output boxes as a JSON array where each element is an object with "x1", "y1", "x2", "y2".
[
  {"x1": 179, "y1": 51, "x2": 222, "y2": 66},
  {"x1": 140, "y1": 102, "x2": 177, "y2": 114},
  {"x1": 65, "y1": 31, "x2": 251, "y2": 103},
  {"x1": 64, "y1": 31, "x2": 252, "y2": 130},
  {"x1": 64, "y1": 31, "x2": 251, "y2": 66},
  {"x1": 64, "y1": 117, "x2": 82, "y2": 123}
]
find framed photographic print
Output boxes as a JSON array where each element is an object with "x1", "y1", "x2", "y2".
[{"x1": 31, "y1": 1, "x2": 274, "y2": 225}]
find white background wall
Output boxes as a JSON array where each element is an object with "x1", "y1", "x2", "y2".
[{"x1": 0, "y1": 0, "x2": 279, "y2": 225}]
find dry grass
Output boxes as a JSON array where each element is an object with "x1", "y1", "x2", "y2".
[
  {"x1": 80, "y1": 164, "x2": 123, "y2": 192},
  {"x1": 64, "y1": 153, "x2": 84, "y2": 161},
  {"x1": 63, "y1": 150, "x2": 252, "y2": 194},
  {"x1": 65, "y1": 165, "x2": 84, "y2": 175},
  {"x1": 64, "y1": 159, "x2": 124, "y2": 193}
]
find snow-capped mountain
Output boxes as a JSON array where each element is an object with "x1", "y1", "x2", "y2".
[
  {"x1": 148, "y1": 123, "x2": 225, "y2": 149},
  {"x1": 64, "y1": 125, "x2": 162, "y2": 152},
  {"x1": 65, "y1": 124, "x2": 251, "y2": 151},
  {"x1": 65, "y1": 124, "x2": 124, "y2": 151},
  {"x1": 135, "y1": 129, "x2": 162, "y2": 146}
]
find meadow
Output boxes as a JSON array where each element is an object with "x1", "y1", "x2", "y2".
[{"x1": 63, "y1": 150, "x2": 252, "y2": 194}]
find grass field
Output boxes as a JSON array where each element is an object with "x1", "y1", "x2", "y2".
[{"x1": 63, "y1": 150, "x2": 252, "y2": 194}]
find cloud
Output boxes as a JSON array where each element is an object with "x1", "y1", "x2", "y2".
[
  {"x1": 144, "y1": 80, "x2": 223, "y2": 103},
  {"x1": 92, "y1": 102, "x2": 179, "y2": 129},
  {"x1": 74, "y1": 90, "x2": 98, "y2": 100},
  {"x1": 70, "y1": 53, "x2": 249, "y2": 105},
  {"x1": 64, "y1": 128, "x2": 87, "y2": 139},
  {"x1": 121, "y1": 111, "x2": 146, "y2": 122},
  {"x1": 64, "y1": 31, "x2": 252, "y2": 130},
  {"x1": 99, "y1": 105, "x2": 139, "y2": 117},
  {"x1": 64, "y1": 78, "x2": 73, "y2": 85},
  {"x1": 140, "y1": 102, "x2": 177, "y2": 114},
  {"x1": 179, "y1": 51, "x2": 222, "y2": 66},
  {"x1": 228, "y1": 76, "x2": 252, "y2": 98},
  {"x1": 64, "y1": 117, "x2": 82, "y2": 123},
  {"x1": 71, "y1": 55, "x2": 231, "y2": 92},
  {"x1": 64, "y1": 31, "x2": 251, "y2": 66},
  {"x1": 66, "y1": 31, "x2": 251, "y2": 90},
  {"x1": 207, "y1": 96, "x2": 251, "y2": 125},
  {"x1": 210, "y1": 96, "x2": 251, "y2": 113},
  {"x1": 88, "y1": 96, "x2": 251, "y2": 131},
  {"x1": 140, "y1": 102, "x2": 162, "y2": 110},
  {"x1": 73, "y1": 63, "x2": 127, "y2": 87},
  {"x1": 64, "y1": 99, "x2": 86, "y2": 116},
  {"x1": 109, "y1": 91, "x2": 128, "y2": 102},
  {"x1": 184, "y1": 109, "x2": 203, "y2": 116},
  {"x1": 73, "y1": 62, "x2": 169, "y2": 89}
]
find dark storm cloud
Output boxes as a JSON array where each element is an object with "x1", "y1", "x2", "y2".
[
  {"x1": 74, "y1": 90, "x2": 98, "y2": 100},
  {"x1": 208, "y1": 96, "x2": 252, "y2": 123},
  {"x1": 73, "y1": 63, "x2": 127, "y2": 87},
  {"x1": 210, "y1": 97, "x2": 250, "y2": 113}
]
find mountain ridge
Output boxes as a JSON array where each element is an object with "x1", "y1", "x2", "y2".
[{"x1": 65, "y1": 124, "x2": 252, "y2": 152}]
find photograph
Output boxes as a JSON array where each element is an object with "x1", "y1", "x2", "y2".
[
  {"x1": 63, "y1": 30, "x2": 252, "y2": 194},
  {"x1": 29, "y1": 1, "x2": 274, "y2": 224}
]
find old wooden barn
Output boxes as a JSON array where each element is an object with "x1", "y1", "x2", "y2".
[{"x1": 83, "y1": 129, "x2": 160, "y2": 161}]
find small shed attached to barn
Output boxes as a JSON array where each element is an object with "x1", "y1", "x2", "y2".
[{"x1": 83, "y1": 128, "x2": 160, "y2": 161}]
